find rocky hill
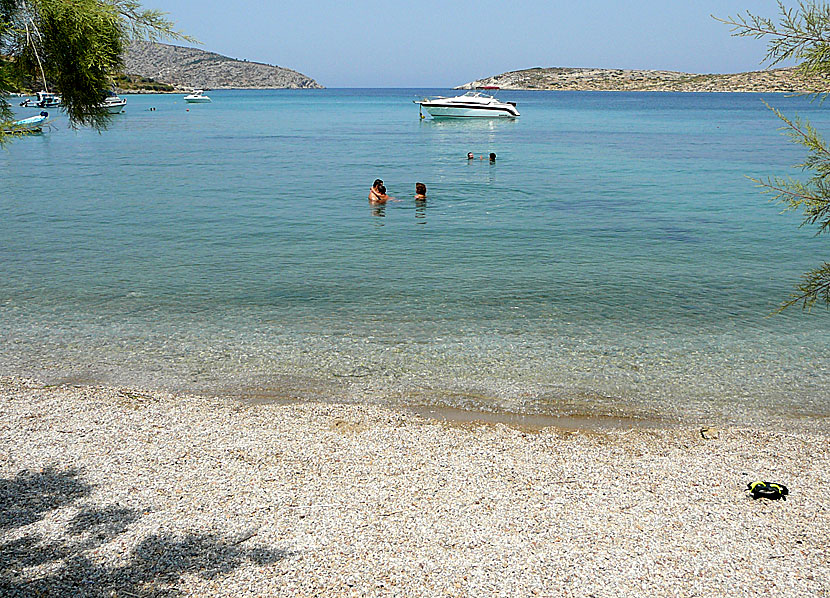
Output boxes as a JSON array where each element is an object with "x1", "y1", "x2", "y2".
[
  {"x1": 458, "y1": 67, "x2": 825, "y2": 92},
  {"x1": 123, "y1": 41, "x2": 322, "y2": 90}
]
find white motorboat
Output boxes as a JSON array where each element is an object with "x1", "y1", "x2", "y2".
[
  {"x1": 415, "y1": 87, "x2": 519, "y2": 119},
  {"x1": 3, "y1": 111, "x2": 49, "y2": 134},
  {"x1": 99, "y1": 91, "x2": 127, "y2": 113},
  {"x1": 20, "y1": 91, "x2": 62, "y2": 108},
  {"x1": 184, "y1": 90, "x2": 211, "y2": 103}
]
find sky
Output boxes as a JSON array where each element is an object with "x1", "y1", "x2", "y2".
[{"x1": 156, "y1": 1, "x2": 799, "y2": 88}]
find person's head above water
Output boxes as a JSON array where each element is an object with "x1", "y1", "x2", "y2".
[
  {"x1": 378, "y1": 184, "x2": 387, "y2": 195},
  {"x1": 415, "y1": 182, "x2": 427, "y2": 197},
  {"x1": 373, "y1": 179, "x2": 384, "y2": 189},
  {"x1": 467, "y1": 152, "x2": 475, "y2": 159},
  {"x1": 489, "y1": 153, "x2": 496, "y2": 162}
]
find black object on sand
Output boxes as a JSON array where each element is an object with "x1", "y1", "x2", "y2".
[{"x1": 747, "y1": 481, "x2": 789, "y2": 500}]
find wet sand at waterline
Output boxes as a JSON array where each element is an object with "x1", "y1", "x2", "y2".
[{"x1": 1, "y1": 376, "x2": 827, "y2": 597}]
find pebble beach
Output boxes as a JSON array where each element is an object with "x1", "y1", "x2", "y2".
[{"x1": 1, "y1": 376, "x2": 828, "y2": 597}]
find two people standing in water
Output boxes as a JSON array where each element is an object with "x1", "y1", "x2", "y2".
[
  {"x1": 368, "y1": 179, "x2": 390, "y2": 204},
  {"x1": 369, "y1": 179, "x2": 427, "y2": 204}
]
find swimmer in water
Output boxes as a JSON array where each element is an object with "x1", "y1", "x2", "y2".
[
  {"x1": 370, "y1": 184, "x2": 393, "y2": 204},
  {"x1": 369, "y1": 179, "x2": 385, "y2": 203}
]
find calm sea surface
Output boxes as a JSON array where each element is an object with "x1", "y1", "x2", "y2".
[{"x1": 2, "y1": 89, "x2": 829, "y2": 424}]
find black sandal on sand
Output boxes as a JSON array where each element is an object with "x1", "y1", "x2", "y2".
[{"x1": 747, "y1": 481, "x2": 789, "y2": 500}]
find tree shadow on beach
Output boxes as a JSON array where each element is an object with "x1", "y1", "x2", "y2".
[
  {"x1": 0, "y1": 467, "x2": 90, "y2": 531},
  {"x1": 0, "y1": 467, "x2": 291, "y2": 597}
]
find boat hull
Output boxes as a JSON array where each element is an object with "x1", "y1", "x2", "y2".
[
  {"x1": 4, "y1": 114, "x2": 48, "y2": 134},
  {"x1": 102, "y1": 98, "x2": 127, "y2": 113},
  {"x1": 423, "y1": 105, "x2": 517, "y2": 118},
  {"x1": 184, "y1": 96, "x2": 211, "y2": 103},
  {"x1": 20, "y1": 97, "x2": 61, "y2": 109},
  {"x1": 416, "y1": 90, "x2": 520, "y2": 119}
]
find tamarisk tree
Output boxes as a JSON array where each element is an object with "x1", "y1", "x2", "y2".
[
  {"x1": 719, "y1": 1, "x2": 830, "y2": 310},
  {"x1": 0, "y1": 0, "x2": 189, "y2": 141}
]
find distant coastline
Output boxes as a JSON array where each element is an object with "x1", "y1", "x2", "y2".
[
  {"x1": 458, "y1": 66, "x2": 824, "y2": 93},
  {"x1": 122, "y1": 41, "x2": 323, "y2": 91}
]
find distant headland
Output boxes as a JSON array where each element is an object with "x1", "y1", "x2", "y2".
[
  {"x1": 457, "y1": 66, "x2": 823, "y2": 93},
  {"x1": 122, "y1": 41, "x2": 323, "y2": 91}
]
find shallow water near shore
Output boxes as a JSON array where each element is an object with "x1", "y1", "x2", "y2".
[{"x1": 2, "y1": 89, "x2": 829, "y2": 424}]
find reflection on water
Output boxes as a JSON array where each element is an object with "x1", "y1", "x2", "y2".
[
  {"x1": 420, "y1": 116, "x2": 516, "y2": 151},
  {"x1": 371, "y1": 204, "x2": 386, "y2": 220},
  {"x1": 415, "y1": 199, "x2": 427, "y2": 223},
  {"x1": 419, "y1": 117, "x2": 518, "y2": 132}
]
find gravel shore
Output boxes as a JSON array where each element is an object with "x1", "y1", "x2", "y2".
[{"x1": 1, "y1": 376, "x2": 828, "y2": 597}]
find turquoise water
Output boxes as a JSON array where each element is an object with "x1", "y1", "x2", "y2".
[{"x1": 2, "y1": 89, "x2": 829, "y2": 424}]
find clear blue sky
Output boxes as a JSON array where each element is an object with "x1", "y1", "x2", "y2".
[{"x1": 158, "y1": 1, "x2": 796, "y2": 87}]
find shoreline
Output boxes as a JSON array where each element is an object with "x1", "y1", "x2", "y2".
[
  {"x1": 9, "y1": 364, "x2": 830, "y2": 435},
  {"x1": 1, "y1": 375, "x2": 828, "y2": 596},
  {"x1": 8, "y1": 88, "x2": 813, "y2": 99},
  {"x1": 120, "y1": 87, "x2": 814, "y2": 94}
]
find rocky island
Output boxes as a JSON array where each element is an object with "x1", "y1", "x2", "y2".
[
  {"x1": 458, "y1": 66, "x2": 824, "y2": 92},
  {"x1": 123, "y1": 41, "x2": 323, "y2": 90}
]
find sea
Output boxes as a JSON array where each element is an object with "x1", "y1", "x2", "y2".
[{"x1": 2, "y1": 89, "x2": 829, "y2": 426}]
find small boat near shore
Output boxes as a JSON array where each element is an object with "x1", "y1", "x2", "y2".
[
  {"x1": 99, "y1": 91, "x2": 127, "y2": 114},
  {"x1": 184, "y1": 90, "x2": 211, "y2": 103},
  {"x1": 415, "y1": 87, "x2": 519, "y2": 119},
  {"x1": 20, "y1": 91, "x2": 62, "y2": 109},
  {"x1": 3, "y1": 111, "x2": 50, "y2": 134}
]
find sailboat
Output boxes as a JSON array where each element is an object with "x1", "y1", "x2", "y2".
[{"x1": 19, "y1": 91, "x2": 61, "y2": 108}]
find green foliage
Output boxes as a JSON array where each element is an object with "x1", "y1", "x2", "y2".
[
  {"x1": 0, "y1": 57, "x2": 14, "y2": 122},
  {"x1": 752, "y1": 104, "x2": 830, "y2": 310},
  {"x1": 0, "y1": 0, "x2": 191, "y2": 142},
  {"x1": 789, "y1": 263, "x2": 830, "y2": 308},
  {"x1": 27, "y1": 0, "x2": 124, "y2": 128},
  {"x1": 719, "y1": 2, "x2": 830, "y2": 311},
  {"x1": 716, "y1": 1, "x2": 830, "y2": 78},
  {"x1": 112, "y1": 73, "x2": 174, "y2": 91}
]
